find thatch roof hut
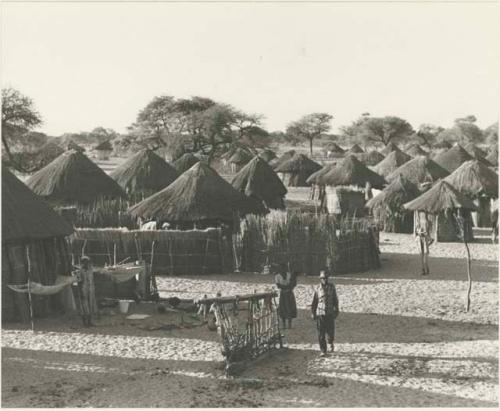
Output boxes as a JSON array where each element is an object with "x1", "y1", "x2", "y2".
[
  {"x1": 317, "y1": 155, "x2": 386, "y2": 189},
  {"x1": 26, "y1": 150, "x2": 127, "y2": 205},
  {"x1": 229, "y1": 148, "x2": 253, "y2": 166},
  {"x1": 373, "y1": 150, "x2": 412, "y2": 177},
  {"x1": 173, "y1": 152, "x2": 200, "y2": 174},
  {"x1": 366, "y1": 175, "x2": 420, "y2": 233},
  {"x1": 404, "y1": 180, "x2": 476, "y2": 242},
  {"x1": 110, "y1": 149, "x2": 179, "y2": 199},
  {"x1": 355, "y1": 150, "x2": 385, "y2": 166},
  {"x1": 274, "y1": 153, "x2": 322, "y2": 187},
  {"x1": 2, "y1": 167, "x2": 74, "y2": 322},
  {"x1": 231, "y1": 156, "x2": 287, "y2": 210},
  {"x1": 433, "y1": 145, "x2": 473, "y2": 174},
  {"x1": 305, "y1": 162, "x2": 338, "y2": 201},
  {"x1": 464, "y1": 143, "x2": 487, "y2": 159},
  {"x1": 324, "y1": 142, "x2": 345, "y2": 154},
  {"x1": 406, "y1": 144, "x2": 428, "y2": 157},
  {"x1": 345, "y1": 144, "x2": 364, "y2": 155},
  {"x1": 270, "y1": 150, "x2": 296, "y2": 169},
  {"x1": 34, "y1": 141, "x2": 65, "y2": 169},
  {"x1": 486, "y1": 146, "x2": 498, "y2": 167},
  {"x1": 380, "y1": 142, "x2": 402, "y2": 156},
  {"x1": 386, "y1": 156, "x2": 449, "y2": 186},
  {"x1": 259, "y1": 149, "x2": 277, "y2": 163},
  {"x1": 444, "y1": 160, "x2": 499, "y2": 227},
  {"x1": 129, "y1": 162, "x2": 264, "y2": 229}
]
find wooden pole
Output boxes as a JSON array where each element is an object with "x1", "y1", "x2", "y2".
[
  {"x1": 463, "y1": 219, "x2": 472, "y2": 312},
  {"x1": 25, "y1": 246, "x2": 34, "y2": 332}
]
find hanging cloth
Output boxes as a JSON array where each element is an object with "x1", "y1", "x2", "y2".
[{"x1": 8, "y1": 276, "x2": 77, "y2": 296}]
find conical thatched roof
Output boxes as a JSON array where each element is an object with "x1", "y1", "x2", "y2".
[
  {"x1": 373, "y1": 150, "x2": 412, "y2": 177},
  {"x1": 366, "y1": 175, "x2": 420, "y2": 211},
  {"x1": 403, "y1": 180, "x2": 477, "y2": 213},
  {"x1": 306, "y1": 163, "x2": 337, "y2": 185},
  {"x1": 274, "y1": 153, "x2": 322, "y2": 174},
  {"x1": 406, "y1": 144, "x2": 427, "y2": 157},
  {"x1": 433, "y1": 144, "x2": 474, "y2": 173},
  {"x1": 173, "y1": 153, "x2": 200, "y2": 174},
  {"x1": 444, "y1": 160, "x2": 498, "y2": 199},
  {"x1": 324, "y1": 142, "x2": 345, "y2": 153},
  {"x1": 231, "y1": 156, "x2": 287, "y2": 209},
  {"x1": 434, "y1": 140, "x2": 453, "y2": 149},
  {"x1": 129, "y1": 162, "x2": 263, "y2": 222},
  {"x1": 66, "y1": 140, "x2": 85, "y2": 152},
  {"x1": 270, "y1": 150, "x2": 296, "y2": 169},
  {"x1": 486, "y1": 147, "x2": 498, "y2": 167},
  {"x1": 381, "y1": 142, "x2": 402, "y2": 156},
  {"x1": 229, "y1": 148, "x2": 253, "y2": 165},
  {"x1": 2, "y1": 167, "x2": 73, "y2": 243},
  {"x1": 357, "y1": 150, "x2": 385, "y2": 166},
  {"x1": 94, "y1": 140, "x2": 113, "y2": 151},
  {"x1": 34, "y1": 141, "x2": 65, "y2": 167},
  {"x1": 26, "y1": 150, "x2": 127, "y2": 204},
  {"x1": 386, "y1": 156, "x2": 449, "y2": 185},
  {"x1": 464, "y1": 143, "x2": 487, "y2": 159},
  {"x1": 345, "y1": 144, "x2": 364, "y2": 154},
  {"x1": 259, "y1": 149, "x2": 277, "y2": 163},
  {"x1": 110, "y1": 149, "x2": 179, "y2": 196},
  {"x1": 317, "y1": 155, "x2": 386, "y2": 189}
]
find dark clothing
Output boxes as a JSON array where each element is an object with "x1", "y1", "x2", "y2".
[
  {"x1": 276, "y1": 272, "x2": 297, "y2": 320},
  {"x1": 316, "y1": 314, "x2": 336, "y2": 353}
]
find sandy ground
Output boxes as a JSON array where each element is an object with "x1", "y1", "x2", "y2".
[{"x1": 2, "y1": 229, "x2": 498, "y2": 407}]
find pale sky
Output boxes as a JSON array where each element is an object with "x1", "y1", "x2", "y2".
[{"x1": 1, "y1": 2, "x2": 499, "y2": 136}]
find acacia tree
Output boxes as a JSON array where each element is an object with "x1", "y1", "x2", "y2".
[
  {"x1": 416, "y1": 124, "x2": 445, "y2": 148},
  {"x1": 286, "y1": 113, "x2": 333, "y2": 156},
  {"x1": 359, "y1": 116, "x2": 414, "y2": 147}
]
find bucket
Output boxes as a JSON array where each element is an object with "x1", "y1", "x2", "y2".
[{"x1": 119, "y1": 300, "x2": 132, "y2": 314}]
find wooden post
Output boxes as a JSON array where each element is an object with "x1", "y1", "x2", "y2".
[{"x1": 25, "y1": 245, "x2": 34, "y2": 332}]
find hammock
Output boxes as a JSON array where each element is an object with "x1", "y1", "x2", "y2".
[
  {"x1": 98, "y1": 264, "x2": 144, "y2": 283},
  {"x1": 8, "y1": 276, "x2": 77, "y2": 296}
]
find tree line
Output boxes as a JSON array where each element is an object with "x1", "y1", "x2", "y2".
[{"x1": 2, "y1": 87, "x2": 498, "y2": 172}]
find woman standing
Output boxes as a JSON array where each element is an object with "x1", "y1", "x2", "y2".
[{"x1": 275, "y1": 263, "x2": 297, "y2": 329}]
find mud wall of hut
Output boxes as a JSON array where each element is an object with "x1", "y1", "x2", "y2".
[{"x1": 2, "y1": 237, "x2": 73, "y2": 323}]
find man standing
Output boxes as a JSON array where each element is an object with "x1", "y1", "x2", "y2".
[
  {"x1": 311, "y1": 269, "x2": 339, "y2": 357},
  {"x1": 415, "y1": 212, "x2": 434, "y2": 275},
  {"x1": 76, "y1": 256, "x2": 97, "y2": 327}
]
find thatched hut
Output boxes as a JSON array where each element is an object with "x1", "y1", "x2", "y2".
[
  {"x1": 404, "y1": 180, "x2": 476, "y2": 242},
  {"x1": 380, "y1": 142, "x2": 402, "y2": 156},
  {"x1": 306, "y1": 162, "x2": 338, "y2": 200},
  {"x1": 373, "y1": 150, "x2": 412, "y2": 178},
  {"x1": 366, "y1": 175, "x2": 420, "y2": 233},
  {"x1": 2, "y1": 167, "x2": 74, "y2": 323},
  {"x1": 444, "y1": 160, "x2": 499, "y2": 227},
  {"x1": 270, "y1": 150, "x2": 296, "y2": 169},
  {"x1": 94, "y1": 140, "x2": 113, "y2": 160},
  {"x1": 228, "y1": 148, "x2": 253, "y2": 172},
  {"x1": 258, "y1": 149, "x2": 277, "y2": 163},
  {"x1": 129, "y1": 162, "x2": 264, "y2": 229},
  {"x1": 231, "y1": 156, "x2": 287, "y2": 210},
  {"x1": 386, "y1": 156, "x2": 449, "y2": 187},
  {"x1": 317, "y1": 155, "x2": 386, "y2": 216},
  {"x1": 355, "y1": 150, "x2": 385, "y2": 166},
  {"x1": 406, "y1": 144, "x2": 428, "y2": 157},
  {"x1": 486, "y1": 146, "x2": 498, "y2": 168},
  {"x1": 110, "y1": 149, "x2": 179, "y2": 200},
  {"x1": 464, "y1": 143, "x2": 487, "y2": 160},
  {"x1": 173, "y1": 152, "x2": 200, "y2": 174},
  {"x1": 345, "y1": 144, "x2": 364, "y2": 155},
  {"x1": 274, "y1": 153, "x2": 322, "y2": 187},
  {"x1": 324, "y1": 142, "x2": 345, "y2": 158},
  {"x1": 34, "y1": 141, "x2": 65, "y2": 169},
  {"x1": 433, "y1": 144, "x2": 473, "y2": 174},
  {"x1": 26, "y1": 151, "x2": 127, "y2": 227}
]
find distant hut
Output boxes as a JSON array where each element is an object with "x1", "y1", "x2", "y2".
[
  {"x1": 94, "y1": 140, "x2": 113, "y2": 161},
  {"x1": 258, "y1": 149, "x2": 277, "y2": 163},
  {"x1": 110, "y1": 149, "x2": 179, "y2": 201},
  {"x1": 228, "y1": 148, "x2": 254, "y2": 173},
  {"x1": 2, "y1": 167, "x2": 74, "y2": 323},
  {"x1": 231, "y1": 156, "x2": 287, "y2": 210},
  {"x1": 445, "y1": 160, "x2": 498, "y2": 227},
  {"x1": 317, "y1": 155, "x2": 386, "y2": 216},
  {"x1": 355, "y1": 150, "x2": 385, "y2": 166},
  {"x1": 26, "y1": 151, "x2": 127, "y2": 227},
  {"x1": 129, "y1": 162, "x2": 264, "y2": 230},
  {"x1": 464, "y1": 143, "x2": 487, "y2": 160},
  {"x1": 274, "y1": 153, "x2": 322, "y2": 187},
  {"x1": 404, "y1": 180, "x2": 476, "y2": 242},
  {"x1": 324, "y1": 142, "x2": 345, "y2": 158},
  {"x1": 373, "y1": 150, "x2": 412, "y2": 178},
  {"x1": 270, "y1": 150, "x2": 296, "y2": 169},
  {"x1": 34, "y1": 141, "x2": 65, "y2": 169},
  {"x1": 173, "y1": 152, "x2": 200, "y2": 174},
  {"x1": 380, "y1": 142, "x2": 402, "y2": 156},
  {"x1": 406, "y1": 144, "x2": 428, "y2": 157},
  {"x1": 366, "y1": 175, "x2": 420, "y2": 233},
  {"x1": 154, "y1": 146, "x2": 172, "y2": 162},
  {"x1": 386, "y1": 156, "x2": 449, "y2": 187},
  {"x1": 345, "y1": 144, "x2": 364, "y2": 155},
  {"x1": 66, "y1": 140, "x2": 85, "y2": 153},
  {"x1": 486, "y1": 146, "x2": 498, "y2": 168},
  {"x1": 433, "y1": 144, "x2": 473, "y2": 174}
]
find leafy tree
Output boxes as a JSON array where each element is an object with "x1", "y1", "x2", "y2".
[
  {"x1": 484, "y1": 122, "x2": 498, "y2": 147},
  {"x1": 339, "y1": 113, "x2": 371, "y2": 149},
  {"x1": 415, "y1": 124, "x2": 444, "y2": 148},
  {"x1": 1, "y1": 87, "x2": 43, "y2": 171},
  {"x1": 436, "y1": 115, "x2": 484, "y2": 146},
  {"x1": 286, "y1": 113, "x2": 333, "y2": 156},
  {"x1": 359, "y1": 116, "x2": 414, "y2": 147}
]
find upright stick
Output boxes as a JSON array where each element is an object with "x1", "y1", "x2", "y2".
[
  {"x1": 464, "y1": 230, "x2": 472, "y2": 312},
  {"x1": 25, "y1": 246, "x2": 34, "y2": 332}
]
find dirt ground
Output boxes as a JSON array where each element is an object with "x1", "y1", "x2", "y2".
[{"x1": 2, "y1": 229, "x2": 498, "y2": 408}]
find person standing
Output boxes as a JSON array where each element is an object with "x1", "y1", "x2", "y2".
[
  {"x1": 275, "y1": 263, "x2": 297, "y2": 329},
  {"x1": 311, "y1": 269, "x2": 339, "y2": 357},
  {"x1": 415, "y1": 213, "x2": 434, "y2": 275},
  {"x1": 76, "y1": 256, "x2": 97, "y2": 327}
]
